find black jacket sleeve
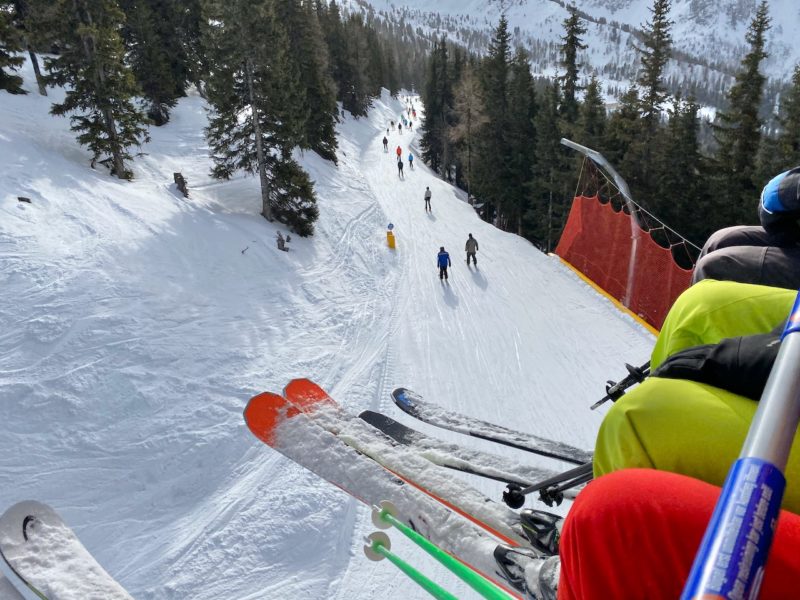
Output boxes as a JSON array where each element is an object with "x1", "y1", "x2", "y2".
[{"x1": 651, "y1": 322, "x2": 785, "y2": 401}]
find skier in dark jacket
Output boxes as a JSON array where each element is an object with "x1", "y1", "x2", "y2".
[
  {"x1": 437, "y1": 247, "x2": 451, "y2": 280},
  {"x1": 397, "y1": 158, "x2": 404, "y2": 180},
  {"x1": 382, "y1": 136, "x2": 388, "y2": 152},
  {"x1": 465, "y1": 233, "x2": 478, "y2": 265}
]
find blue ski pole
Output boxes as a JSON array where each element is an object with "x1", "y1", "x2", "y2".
[{"x1": 681, "y1": 290, "x2": 800, "y2": 599}]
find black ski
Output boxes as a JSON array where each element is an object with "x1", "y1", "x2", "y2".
[{"x1": 391, "y1": 388, "x2": 592, "y2": 465}]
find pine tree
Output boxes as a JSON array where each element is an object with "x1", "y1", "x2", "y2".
[
  {"x1": 712, "y1": 0, "x2": 771, "y2": 226},
  {"x1": 531, "y1": 80, "x2": 566, "y2": 251},
  {"x1": 201, "y1": 0, "x2": 318, "y2": 235},
  {"x1": 777, "y1": 64, "x2": 800, "y2": 167},
  {"x1": 655, "y1": 95, "x2": 707, "y2": 243},
  {"x1": 45, "y1": 0, "x2": 149, "y2": 179},
  {"x1": 449, "y1": 63, "x2": 488, "y2": 202},
  {"x1": 558, "y1": 6, "x2": 586, "y2": 126},
  {"x1": 13, "y1": 0, "x2": 47, "y2": 95},
  {"x1": 603, "y1": 86, "x2": 643, "y2": 192},
  {"x1": 474, "y1": 15, "x2": 512, "y2": 223},
  {"x1": 119, "y1": 0, "x2": 185, "y2": 125},
  {"x1": 637, "y1": 0, "x2": 672, "y2": 131},
  {"x1": 579, "y1": 75, "x2": 605, "y2": 150},
  {"x1": 505, "y1": 47, "x2": 537, "y2": 235},
  {"x1": 0, "y1": 0, "x2": 24, "y2": 93},
  {"x1": 273, "y1": 0, "x2": 338, "y2": 161},
  {"x1": 420, "y1": 38, "x2": 451, "y2": 174}
]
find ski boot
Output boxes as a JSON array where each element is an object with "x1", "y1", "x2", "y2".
[
  {"x1": 494, "y1": 545, "x2": 559, "y2": 600},
  {"x1": 519, "y1": 509, "x2": 562, "y2": 555}
]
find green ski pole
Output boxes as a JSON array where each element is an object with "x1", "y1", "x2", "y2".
[
  {"x1": 364, "y1": 532, "x2": 458, "y2": 600},
  {"x1": 372, "y1": 501, "x2": 515, "y2": 600}
]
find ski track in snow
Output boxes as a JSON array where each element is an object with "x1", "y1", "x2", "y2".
[{"x1": 0, "y1": 59, "x2": 654, "y2": 599}]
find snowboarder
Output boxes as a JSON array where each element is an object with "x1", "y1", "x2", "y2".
[
  {"x1": 396, "y1": 146, "x2": 402, "y2": 160},
  {"x1": 424, "y1": 187, "x2": 432, "y2": 212},
  {"x1": 382, "y1": 136, "x2": 388, "y2": 152},
  {"x1": 437, "y1": 247, "x2": 451, "y2": 280},
  {"x1": 465, "y1": 233, "x2": 478, "y2": 265},
  {"x1": 408, "y1": 153, "x2": 414, "y2": 170},
  {"x1": 397, "y1": 158, "x2": 404, "y2": 180}
]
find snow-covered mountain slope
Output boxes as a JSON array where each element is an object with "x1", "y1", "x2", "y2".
[
  {"x1": 0, "y1": 60, "x2": 653, "y2": 598},
  {"x1": 354, "y1": 0, "x2": 798, "y2": 102}
]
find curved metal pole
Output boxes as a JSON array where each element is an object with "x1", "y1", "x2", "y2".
[{"x1": 560, "y1": 138, "x2": 641, "y2": 306}]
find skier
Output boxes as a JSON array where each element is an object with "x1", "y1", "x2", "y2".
[
  {"x1": 382, "y1": 136, "x2": 388, "y2": 153},
  {"x1": 424, "y1": 187, "x2": 432, "y2": 212},
  {"x1": 437, "y1": 247, "x2": 451, "y2": 281},
  {"x1": 397, "y1": 158, "x2": 404, "y2": 180},
  {"x1": 408, "y1": 152, "x2": 414, "y2": 170},
  {"x1": 594, "y1": 278, "x2": 800, "y2": 513},
  {"x1": 465, "y1": 233, "x2": 478, "y2": 265},
  {"x1": 276, "y1": 231, "x2": 289, "y2": 252},
  {"x1": 693, "y1": 166, "x2": 800, "y2": 289},
  {"x1": 398, "y1": 123, "x2": 402, "y2": 134},
  {"x1": 390, "y1": 120, "x2": 395, "y2": 130},
  {"x1": 396, "y1": 145, "x2": 402, "y2": 160}
]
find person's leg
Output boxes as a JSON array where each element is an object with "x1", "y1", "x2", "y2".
[
  {"x1": 651, "y1": 280, "x2": 795, "y2": 369},
  {"x1": 593, "y1": 377, "x2": 800, "y2": 514},
  {"x1": 558, "y1": 469, "x2": 800, "y2": 600}
]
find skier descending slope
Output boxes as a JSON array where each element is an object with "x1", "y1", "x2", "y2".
[{"x1": 437, "y1": 247, "x2": 451, "y2": 281}]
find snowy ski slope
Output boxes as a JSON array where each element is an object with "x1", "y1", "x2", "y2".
[{"x1": 0, "y1": 61, "x2": 654, "y2": 598}]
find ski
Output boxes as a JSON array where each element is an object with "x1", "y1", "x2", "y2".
[
  {"x1": 392, "y1": 388, "x2": 592, "y2": 465},
  {"x1": 358, "y1": 410, "x2": 580, "y2": 501},
  {"x1": 281, "y1": 379, "x2": 527, "y2": 545},
  {"x1": 0, "y1": 501, "x2": 133, "y2": 600},
  {"x1": 244, "y1": 388, "x2": 540, "y2": 599}
]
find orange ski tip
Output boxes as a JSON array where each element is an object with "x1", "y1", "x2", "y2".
[
  {"x1": 243, "y1": 391, "x2": 299, "y2": 445},
  {"x1": 283, "y1": 378, "x2": 336, "y2": 410}
]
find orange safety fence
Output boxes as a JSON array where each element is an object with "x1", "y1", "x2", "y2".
[{"x1": 555, "y1": 195, "x2": 693, "y2": 330}]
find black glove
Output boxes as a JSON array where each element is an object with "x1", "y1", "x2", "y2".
[{"x1": 652, "y1": 324, "x2": 784, "y2": 401}]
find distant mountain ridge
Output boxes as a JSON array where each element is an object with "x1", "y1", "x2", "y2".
[{"x1": 351, "y1": 0, "x2": 799, "y2": 108}]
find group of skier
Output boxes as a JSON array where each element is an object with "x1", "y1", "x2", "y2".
[
  {"x1": 537, "y1": 166, "x2": 800, "y2": 599},
  {"x1": 436, "y1": 233, "x2": 479, "y2": 281}
]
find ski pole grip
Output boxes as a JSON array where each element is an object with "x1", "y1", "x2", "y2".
[{"x1": 681, "y1": 290, "x2": 800, "y2": 600}]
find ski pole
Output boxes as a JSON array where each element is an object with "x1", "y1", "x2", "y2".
[
  {"x1": 372, "y1": 502, "x2": 515, "y2": 600},
  {"x1": 364, "y1": 532, "x2": 458, "y2": 600},
  {"x1": 503, "y1": 461, "x2": 593, "y2": 508},
  {"x1": 681, "y1": 290, "x2": 800, "y2": 599}
]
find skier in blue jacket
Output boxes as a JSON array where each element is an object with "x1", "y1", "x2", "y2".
[{"x1": 437, "y1": 247, "x2": 452, "y2": 280}]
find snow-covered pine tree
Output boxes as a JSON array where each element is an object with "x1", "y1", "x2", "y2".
[
  {"x1": 44, "y1": 0, "x2": 149, "y2": 179},
  {"x1": 202, "y1": 0, "x2": 318, "y2": 235},
  {"x1": 0, "y1": 0, "x2": 24, "y2": 93}
]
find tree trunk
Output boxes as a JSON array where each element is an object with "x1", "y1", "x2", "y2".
[
  {"x1": 75, "y1": 0, "x2": 126, "y2": 179},
  {"x1": 245, "y1": 57, "x2": 272, "y2": 221},
  {"x1": 26, "y1": 46, "x2": 47, "y2": 96}
]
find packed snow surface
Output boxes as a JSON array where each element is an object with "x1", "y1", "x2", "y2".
[{"x1": 0, "y1": 60, "x2": 653, "y2": 598}]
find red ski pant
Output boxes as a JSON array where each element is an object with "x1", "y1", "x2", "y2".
[{"x1": 558, "y1": 469, "x2": 800, "y2": 599}]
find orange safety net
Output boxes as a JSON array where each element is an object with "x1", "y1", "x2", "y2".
[{"x1": 555, "y1": 195, "x2": 693, "y2": 330}]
